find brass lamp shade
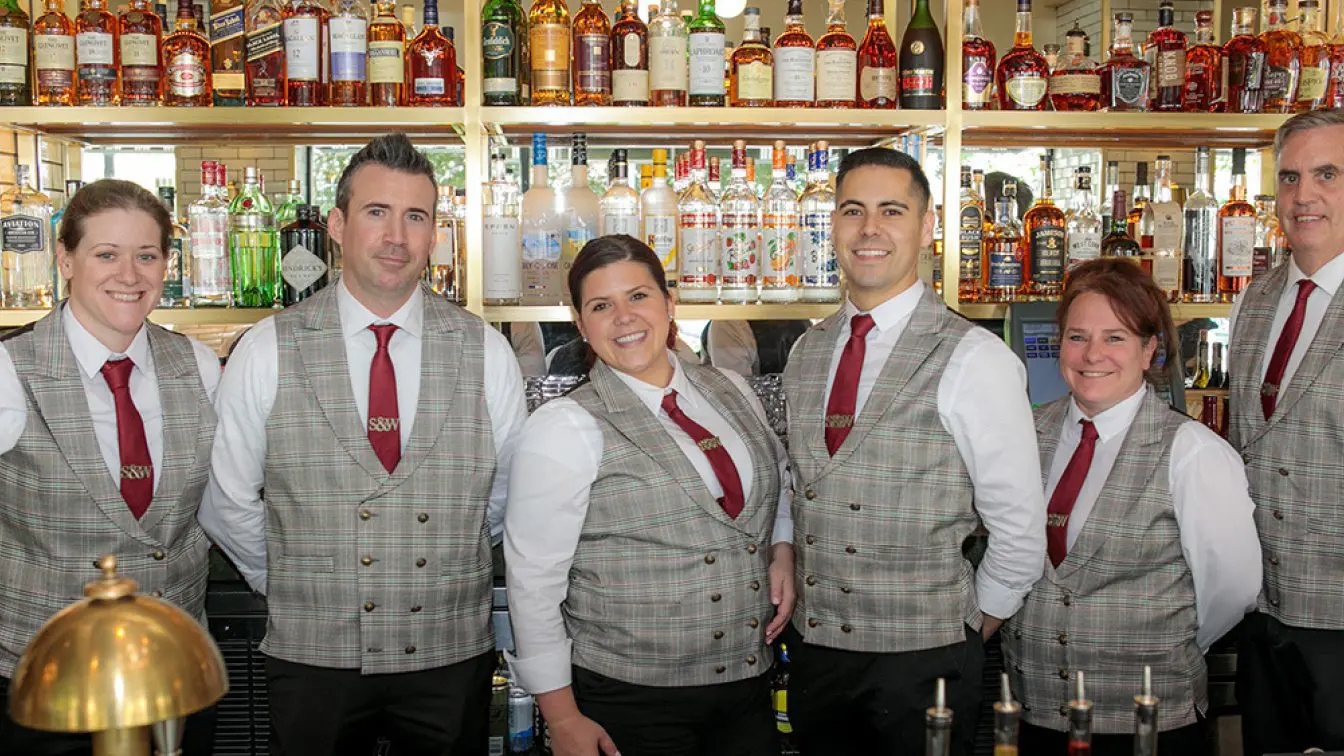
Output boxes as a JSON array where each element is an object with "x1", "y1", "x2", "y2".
[{"x1": 7, "y1": 555, "x2": 228, "y2": 734}]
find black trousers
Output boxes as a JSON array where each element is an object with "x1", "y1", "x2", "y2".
[
  {"x1": 1237, "y1": 611, "x2": 1344, "y2": 755},
  {"x1": 265, "y1": 652, "x2": 495, "y2": 756},
  {"x1": 1019, "y1": 720, "x2": 1208, "y2": 756},
  {"x1": 0, "y1": 676, "x2": 216, "y2": 756},
  {"x1": 785, "y1": 625, "x2": 985, "y2": 756},
  {"x1": 571, "y1": 665, "x2": 779, "y2": 756}
]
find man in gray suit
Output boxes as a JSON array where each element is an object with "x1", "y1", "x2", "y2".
[{"x1": 201, "y1": 134, "x2": 528, "y2": 756}]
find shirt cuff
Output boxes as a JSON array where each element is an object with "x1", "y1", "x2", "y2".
[
  {"x1": 976, "y1": 569, "x2": 1029, "y2": 621},
  {"x1": 770, "y1": 514, "x2": 793, "y2": 545},
  {"x1": 505, "y1": 639, "x2": 573, "y2": 695}
]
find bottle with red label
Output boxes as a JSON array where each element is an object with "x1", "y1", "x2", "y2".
[{"x1": 898, "y1": 0, "x2": 941, "y2": 109}]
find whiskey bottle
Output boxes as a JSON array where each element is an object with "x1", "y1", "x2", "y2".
[
  {"x1": 408, "y1": 0, "x2": 453, "y2": 106},
  {"x1": 960, "y1": 0, "x2": 994, "y2": 110},
  {"x1": 600, "y1": 149, "x2": 641, "y2": 238},
  {"x1": 428, "y1": 186, "x2": 457, "y2": 300},
  {"x1": 118, "y1": 0, "x2": 162, "y2": 105},
  {"x1": 244, "y1": 0, "x2": 285, "y2": 106},
  {"x1": 229, "y1": 166, "x2": 279, "y2": 308},
  {"x1": 773, "y1": 0, "x2": 813, "y2": 107},
  {"x1": 156, "y1": 183, "x2": 187, "y2": 307},
  {"x1": 1100, "y1": 160, "x2": 1119, "y2": 233},
  {"x1": 899, "y1": 0, "x2": 942, "y2": 110},
  {"x1": 573, "y1": 0, "x2": 611, "y2": 106},
  {"x1": 1182, "y1": 147, "x2": 1219, "y2": 303},
  {"x1": 1252, "y1": 195, "x2": 1289, "y2": 278},
  {"x1": 729, "y1": 7, "x2": 771, "y2": 107},
  {"x1": 688, "y1": 0, "x2": 725, "y2": 106},
  {"x1": 1144, "y1": 0, "x2": 1186, "y2": 112},
  {"x1": 996, "y1": 0, "x2": 1048, "y2": 111},
  {"x1": 1101, "y1": 12, "x2": 1149, "y2": 112},
  {"x1": 521, "y1": 134, "x2": 564, "y2": 305},
  {"x1": 1260, "y1": 0, "x2": 1301, "y2": 113},
  {"x1": 761, "y1": 139, "x2": 800, "y2": 303},
  {"x1": 799, "y1": 142, "x2": 838, "y2": 303},
  {"x1": 1024, "y1": 151, "x2": 1066, "y2": 300},
  {"x1": 1224, "y1": 7, "x2": 1266, "y2": 114},
  {"x1": 720, "y1": 139, "x2": 761, "y2": 303},
  {"x1": 1183, "y1": 10, "x2": 1221, "y2": 112},
  {"x1": 1295, "y1": 0, "x2": 1329, "y2": 112},
  {"x1": 283, "y1": 0, "x2": 325, "y2": 105},
  {"x1": 0, "y1": 165, "x2": 54, "y2": 309},
  {"x1": 610, "y1": 0, "x2": 647, "y2": 106},
  {"x1": 983, "y1": 181, "x2": 1023, "y2": 303},
  {"x1": 678, "y1": 140, "x2": 719, "y2": 302},
  {"x1": 648, "y1": 0, "x2": 687, "y2": 106},
  {"x1": 642, "y1": 148, "x2": 678, "y2": 290},
  {"x1": 0, "y1": 0, "x2": 30, "y2": 105},
  {"x1": 328, "y1": 0, "x2": 368, "y2": 106},
  {"x1": 76, "y1": 0, "x2": 120, "y2": 105},
  {"x1": 528, "y1": 0, "x2": 570, "y2": 105},
  {"x1": 1101, "y1": 189, "x2": 1141, "y2": 259},
  {"x1": 957, "y1": 166, "x2": 984, "y2": 303},
  {"x1": 1127, "y1": 162, "x2": 1149, "y2": 242},
  {"x1": 1050, "y1": 22, "x2": 1099, "y2": 111},
  {"x1": 281, "y1": 205, "x2": 331, "y2": 306},
  {"x1": 815, "y1": 0, "x2": 856, "y2": 109},
  {"x1": 857, "y1": 0, "x2": 897, "y2": 109},
  {"x1": 368, "y1": 0, "x2": 405, "y2": 106},
  {"x1": 208, "y1": 0, "x2": 244, "y2": 104},
  {"x1": 1218, "y1": 148, "x2": 1255, "y2": 302},
  {"x1": 481, "y1": 0, "x2": 523, "y2": 105},
  {"x1": 483, "y1": 152, "x2": 522, "y2": 306},
  {"x1": 1328, "y1": 1, "x2": 1344, "y2": 109},
  {"x1": 1066, "y1": 167, "x2": 1102, "y2": 271},
  {"x1": 34, "y1": 0, "x2": 76, "y2": 106},
  {"x1": 162, "y1": 0, "x2": 211, "y2": 106},
  {"x1": 189, "y1": 162, "x2": 232, "y2": 306},
  {"x1": 1199, "y1": 394, "x2": 1220, "y2": 431}
]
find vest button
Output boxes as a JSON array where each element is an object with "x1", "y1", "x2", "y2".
[
  {"x1": 845, "y1": 546, "x2": 856, "y2": 555},
  {"x1": 1273, "y1": 510, "x2": 1284, "y2": 520},
  {"x1": 417, "y1": 513, "x2": 429, "y2": 523},
  {"x1": 410, "y1": 605, "x2": 422, "y2": 613},
  {"x1": 152, "y1": 590, "x2": 163, "y2": 598},
  {"x1": 1061, "y1": 594, "x2": 1072, "y2": 606},
  {"x1": 1059, "y1": 705, "x2": 1069, "y2": 717},
  {"x1": 747, "y1": 544, "x2": 758, "y2": 554},
  {"x1": 360, "y1": 510, "x2": 372, "y2": 520},
  {"x1": 715, "y1": 665, "x2": 727, "y2": 674},
  {"x1": 746, "y1": 655, "x2": 758, "y2": 665},
  {"x1": 704, "y1": 554, "x2": 716, "y2": 564},
  {"x1": 749, "y1": 580, "x2": 760, "y2": 591},
  {"x1": 1278, "y1": 468, "x2": 1290, "y2": 477},
  {"x1": 808, "y1": 618, "x2": 819, "y2": 628},
  {"x1": 850, "y1": 503, "x2": 861, "y2": 511},
  {"x1": 1058, "y1": 669, "x2": 1069, "y2": 680},
  {"x1": 840, "y1": 586, "x2": 851, "y2": 594},
  {"x1": 1269, "y1": 554, "x2": 1279, "y2": 566},
  {"x1": 841, "y1": 624, "x2": 852, "y2": 633},
  {"x1": 805, "y1": 535, "x2": 816, "y2": 545},
  {"x1": 748, "y1": 618, "x2": 759, "y2": 628},
  {"x1": 152, "y1": 551, "x2": 165, "y2": 561},
  {"x1": 804, "y1": 489, "x2": 816, "y2": 500},
  {"x1": 361, "y1": 556, "x2": 373, "y2": 566},
  {"x1": 364, "y1": 601, "x2": 376, "y2": 612},
  {"x1": 805, "y1": 575, "x2": 816, "y2": 586},
  {"x1": 415, "y1": 558, "x2": 427, "y2": 568},
  {"x1": 711, "y1": 593, "x2": 722, "y2": 602},
  {"x1": 1242, "y1": 453, "x2": 1251, "y2": 464},
  {"x1": 1058, "y1": 633, "x2": 1068, "y2": 645},
  {"x1": 713, "y1": 631, "x2": 724, "y2": 640},
  {"x1": 405, "y1": 645, "x2": 416, "y2": 654},
  {"x1": 1270, "y1": 597, "x2": 1280, "y2": 607}
]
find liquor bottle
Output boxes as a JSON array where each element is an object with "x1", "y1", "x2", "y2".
[
  {"x1": 956, "y1": 167, "x2": 983, "y2": 303},
  {"x1": 562, "y1": 134, "x2": 599, "y2": 301},
  {"x1": 76, "y1": 0, "x2": 119, "y2": 105},
  {"x1": 600, "y1": 149, "x2": 641, "y2": 238},
  {"x1": 1066, "y1": 166, "x2": 1102, "y2": 271},
  {"x1": 1144, "y1": 0, "x2": 1186, "y2": 112},
  {"x1": 720, "y1": 139, "x2": 760, "y2": 304},
  {"x1": 229, "y1": 166, "x2": 279, "y2": 308},
  {"x1": 761, "y1": 140, "x2": 799, "y2": 303},
  {"x1": 0, "y1": 165, "x2": 54, "y2": 309},
  {"x1": 118, "y1": 0, "x2": 162, "y2": 105},
  {"x1": 244, "y1": 0, "x2": 284, "y2": 106},
  {"x1": 207, "y1": 0, "x2": 243, "y2": 104},
  {"x1": 1328, "y1": 1, "x2": 1344, "y2": 109},
  {"x1": 1050, "y1": 23, "x2": 1099, "y2": 111},
  {"x1": 1295, "y1": 0, "x2": 1329, "y2": 112},
  {"x1": 328, "y1": 0, "x2": 368, "y2": 105},
  {"x1": 484, "y1": 153, "x2": 522, "y2": 305},
  {"x1": 1042, "y1": 43, "x2": 1059, "y2": 73},
  {"x1": 639, "y1": 163, "x2": 652, "y2": 191},
  {"x1": 857, "y1": 0, "x2": 897, "y2": 109},
  {"x1": 688, "y1": 0, "x2": 725, "y2": 106},
  {"x1": 983, "y1": 181, "x2": 1023, "y2": 303},
  {"x1": 188, "y1": 162, "x2": 231, "y2": 306},
  {"x1": 1101, "y1": 189, "x2": 1141, "y2": 259},
  {"x1": 1219, "y1": 148, "x2": 1255, "y2": 302},
  {"x1": 642, "y1": 148, "x2": 678, "y2": 289},
  {"x1": 610, "y1": 0, "x2": 648, "y2": 106},
  {"x1": 449, "y1": 188, "x2": 467, "y2": 295},
  {"x1": 730, "y1": 7, "x2": 771, "y2": 107},
  {"x1": 815, "y1": 0, "x2": 856, "y2": 109},
  {"x1": 1199, "y1": 394, "x2": 1220, "y2": 431},
  {"x1": 899, "y1": 0, "x2": 942, "y2": 110},
  {"x1": 1100, "y1": 160, "x2": 1119, "y2": 233},
  {"x1": 49, "y1": 179, "x2": 79, "y2": 245},
  {"x1": 571, "y1": 0, "x2": 611, "y2": 106},
  {"x1": 677, "y1": 140, "x2": 719, "y2": 302},
  {"x1": 274, "y1": 179, "x2": 303, "y2": 229},
  {"x1": 1252, "y1": 195, "x2": 1289, "y2": 277},
  {"x1": 1101, "y1": 12, "x2": 1149, "y2": 112},
  {"x1": 648, "y1": 1, "x2": 687, "y2": 106},
  {"x1": 279, "y1": 205, "x2": 331, "y2": 306},
  {"x1": 527, "y1": 0, "x2": 569, "y2": 105},
  {"x1": 1209, "y1": 342, "x2": 1226, "y2": 391},
  {"x1": 407, "y1": 0, "x2": 453, "y2": 106},
  {"x1": 1067, "y1": 672, "x2": 1092, "y2": 756},
  {"x1": 521, "y1": 134, "x2": 563, "y2": 305},
  {"x1": 925, "y1": 678, "x2": 952, "y2": 756},
  {"x1": 426, "y1": 185, "x2": 457, "y2": 299},
  {"x1": 1023, "y1": 151, "x2": 1065, "y2": 299},
  {"x1": 34, "y1": 0, "x2": 76, "y2": 106},
  {"x1": 1260, "y1": 0, "x2": 1301, "y2": 113},
  {"x1": 992, "y1": 674, "x2": 1020, "y2": 755},
  {"x1": 1133, "y1": 668, "x2": 1159, "y2": 756},
  {"x1": 960, "y1": 0, "x2": 994, "y2": 110},
  {"x1": 162, "y1": 0, "x2": 211, "y2": 105},
  {"x1": 1127, "y1": 162, "x2": 1149, "y2": 241},
  {"x1": 156, "y1": 183, "x2": 187, "y2": 307},
  {"x1": 481, "y1": 0, "x2": 524, "y2": 105},
  {"x1": 1225, "y1": 7, "x2": 1266, "y2": 114},
  {"x1": 773, "y1": 0, "x2": 813, "y2": 107},
  {"x1": 996, "y1": 0, "x2": 1049, "y2": 111},
  {"x1": 800, "y1": 142, "x2": 838, "y2": 303},
  {"x1": 1183, "y1": 11, "x2": 1221, "y2": 112},
  {"x1": 974, "y1": 169, "x2": 992, "y2": 239},
  {"x1": 0, "y1": 0, "x2": 30, "y2": 105},
  {"x1": 773, "y1": 644, "x2": 797, "y2": 751},
  {"x1": 1182, "y1": 147, "x2": 1218, "y2": 303},
  {"x1": 283, "y1": 0, "x2": 324, "y2": 105},
  {"x1": 368, "y1": 0, "x2": 405, "y2": 106},
  {"x1": 1147, "y1": 155, "x2": 1183, "y2": 302}
]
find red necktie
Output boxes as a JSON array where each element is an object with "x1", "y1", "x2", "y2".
[
  {"x1": 367, "y1": 324, "x2": 401, "y2": 473},
  {"x1": 825, "y1": 314, "x2": 876, "y2": 456},
  {"x1": 1046, "y1": 419, "x2": 1098, "y2": 568},
  {"x1": 661, "y1": 390, "x2": 745, "y2": 519},
  {"x1": 1261, "y1": 279, "x2": 1317, "y2": 419},
  {"x1": 100, "y1": 358, "x2": 153, "y2": 519}
]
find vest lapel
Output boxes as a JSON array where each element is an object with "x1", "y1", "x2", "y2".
[
  {"x1": 794, "y1": 311, "x2": 843, "y2": 474},
  {"x1": 388, "y1": 291, "x2": 462, "y2": 488},
  {"x1": 1264, "y1": 279, "x2": 1344, "y2": 428},
  {"x1": 137, "y1": 325, "x2": 205, "y2": 536},
  {"x1": 1033, "y1": 398, "x2": 1070, "y2": 582},
  {"x1": 1231, "y1": 267, "x2": 1286, "y2": 446},
  {"x1": 684, "y1": 363, "x2": 773, "y2": 529}
]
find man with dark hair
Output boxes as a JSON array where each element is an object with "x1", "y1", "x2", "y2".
[
  {"x1": 782, "y1": 147, "x2": 1046, "y2": 755},
  {"x1": 200, "y1": 133, "x2": 528, "y2": 756}
]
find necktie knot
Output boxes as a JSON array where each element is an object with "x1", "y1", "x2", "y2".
[
  {"x1": 1296, "y1": 278, "x2": 1318, "y2": 303},
  {"x1": 849, "y1": 314, "x2": 876, "y2": 340},
  {"x1": 370, "y1": 323, "x2": 398, "y2": 350},
  {"x1": 661, "y1": 389, "x2": 681, "y2": 416},
  {"x1": 100, "y1": 358, "x2": 135, "y2": 392},
  {"x1": 1079, "y1": 419, "x2": 1098, "y2": 444}
]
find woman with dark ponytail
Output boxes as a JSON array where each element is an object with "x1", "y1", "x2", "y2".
[{"x1": 503, "y1": 235, "x2": 796, "y2": 756}]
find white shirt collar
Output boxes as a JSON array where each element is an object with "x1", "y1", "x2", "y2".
[
  {"x1": 843, "y1": 280, "x2": 926, "y2": 333},
  {"x1": 610, "y1": 351, "x2": 698, "y2": 415},
  {"x1": 1067, "y1": 383, "x2": 1147, "y2": 444},
  {"x1": 337, "y1": 278, "x2": 424, "y2": 341},
  {"x1": 1286, "y1": 252, "x2": 1344, "y2": 298},
  {"x1": 62, "y1": 303, "x2": 152, "y2": 381}
]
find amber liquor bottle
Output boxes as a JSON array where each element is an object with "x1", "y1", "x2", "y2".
[
  {"x1": 1224, "y1": 7, "x2": 1265, "y2": 113},
  {"x1": 1328, "y1": 1, "x2": 1344, "y2": 109},
  {"x1": 610, "y1": 0, "x2": 647, "y2": 106},
  {"x1": 815, "y1": 0, "x2": 856, "y2": 108},
  {"x1": 983, "y1": 181, "x2": 1024, "y2": 304},
  {"x1": 208, "y1": 0, "x2": 244, "y2": 104},
  {"x1": 118, "y1": 0, "x2": 162, "y2": 105},
  {"x1": 76, "y1": 0, "x2": 119, "y2": 105},
  {"x1": 957, "y1": 166, "x2": 984, "y2": 304},
  {"x1": 960, "y1": 0, "x2": 994, "y2": 110},
  {"x1": 529, "y1": 0, "x2": 571, "y2": 105},
  {"x1": 1260, "y1": 0, "x2": 1301, "y2": 114},
  {"x1": 283, "y1": 0, "x2": 326, "y2": 105},
  {"x1": 244, "y1": 0, "x2": 285, "y2": 106},
  {"x1": 1127, "y1": 161, "x2": 1149, "y2": 242},
  {"x1": 1100, "y1": 12, "x2": 1149, "y2": 112},
  {"x1": 1295, "y1": 0, "x2": 1329, "y2": 112},
  {"x1": 1144, "y1": 0, "x2": 1185, "y2": 112},
  {"x1": 162, "y1": 0, "x2": 211, "y2": 106},
  {"x1": 1183, "y1": 11, "x2": 1220, "y2": 112},
  {"x1": 856, "y1": 0, "x2": 896, "y2": 109},
  {"x1": 729, "y1": 7, "x2": 771, "y2": 107},
  {"x1": 368, "y1": 0, "x2": 405, "y2": 106},
  {"x1": 573, "y1": 0, "x2": 611, "y2": 106},
  {"x1": 899, "y1": 0, "x2": 942, "y2": 110},
  {"x1": 774, "y1": 0, "x2": 815, "y2": 107},
  {"x1": 1050, "y1": 22, "x2": 1099, "y2": 111},
  {"x1": 407, "y1": 0, "x2": 454, "y2": 106},
  {"x1": 1218, "y1": 148, "x2": 1255, "y2": 302},
  {"x1": 995, "y1": 0, "x2": 1048, "y2": 111},
  {"x1": 34, "y1": 0, "x2": 75, "y2": 106},
  {"x1": 1024, "y1": 151, "x2": 1066, "y2": 300}
]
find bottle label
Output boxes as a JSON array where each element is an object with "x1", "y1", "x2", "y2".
[
  {"x1": 1006, "y1": 74, "x2": 1046, "y2": 107},
  {"x1": 963, "y1": 57, "x2": 992, "y2": 104},
  {"x1": 1030, "y1": 224, "x2": 1065, "y2": 285},
  {"x1": 565, "y1": 225, "x2": 596, "y2": 263},
  {"x1": 1263, "y1": 65, "x2": 1291, "y2": 100},
  {"x1": 1220, "y1": 216, "x2": 1255, "y2": 276},
  {"x1": 644, "y1": 213, "x2": 677, "y2": 274},
  {"x1": 414, "y1": 76, "x2": 445, "y2": 95},
  {"x1": 815, "y1": 49, "x2": 856, "y2": 102},
  {"x1": 329, "y1": 17, "x2": 368, "y2": 82},
  {"x1": 612, "y1": 68, "x2": 649, "y2": 102},
  {"x1": 209, "y1": 5, "x2": 245, "y2": 45},
  {"x1": 1113, "y1": 68, "x2": 1148, "y2": 105},
  {"x1": 987, "y1": 242, "x2": 1022, "y2": 289},
  {"x1": 1157, "y1": 49, "x2": 1185, "y2": 88},
  {"x1": 688, "y1": 31, "x2": 726, "y2": 96},
  {"x1": 1069, "y1": 230, "x2": 1101, "y2": 266},
  {"x1": 773, "y1": 46, "x2": 815, "y2": 101},
  {"x1": 1252, "y1": 246, "x2": 1273, "y2": 277},
  {"x1": 369, "y1": 40, "x2": 405, "y2": 84},
  {"x1": 859, "y1": 65, "x2": 896, "y2": 102},
  {"x1": 162, "y1": 237, "x2": 184, "y2": 304},
  {"x1": 119, "y1": 32, "x2": 158, "y2": 67},
  {"x1": 1049, "y1": 72, "x2": 1100, "y2": 95},
  {"x1": 0, "y1": 28, "x2": 26, "y2": 73},
  {"x1": 283, "y1": 17, "x2": 320, "y2": 80},
  {"x1": 1151, "y1": 201, "x2": 1182, "y2": 252},
  {"x1": 1298, "y1": 64, "x2": 1328, "y2": 102},
  {"x1": 901, "y1": 66, "x2": 936, "y2": 97},
  {"x1": 619, "y1": 31, "x2": 642, "y2": 67},
  {"x1": 721, "y1": 214, "x2": 760, "y2": 288},
  {"x1": 575, "y1": 33, "x2": 611, "y2": 94},
  {"x1": 168, "y1": 50, "x2": 207, "y2": 95},
  {"x1": 529, "y1": 23, "x2": 570, "y2": 91},
  {"x1": 649, "y1": 34, "x2": 688, "y2": 92},
  {"x1": 483, "y1": 216, "x2": 522, "y2": 300},
  {"x1": 521, "y1": 229, "x2": 562, "y2": 263},
  {"x1": 958, "y1": 205, "x2": 982, "y2": 282},
  {"x1": 209, "y1": 3, "x2": 245, "y2": 91},
  {"x1": 762, "y1": 220, "x2": 799, "y2": 288},
  {"x1": 36, "y1": 35, "x2": 75, "y2": 77},
  {"x1": 679, "y1": 217, "x2": 718, "y2": 286},
  {"x1": 1233, "y1": 51, "x2": 1265, "y2": 90},
  {"x1": 76, "y1": 31, "x2": 114, "y2": 66},
  {"x1": 738, "y1": 61, "x2": 772, "y2": 101},
  {"x1": 1, "y1": 215, "x2": 45, "y2": 254},
  {"x1": 800, "y1": 212, "x2": 837, "y2": 288},
  {"x1": 282, "y1": 243, "x2": 329, "y2": 291},
  {"x1": 602, "y1": 212, "x2": 640, "y2": 238},
  {"x1": 432, "y1": 224, "x2": 456, "y2": 264},
  {"x1": 1153, "y1": 253, "x2": 1181, "y2": 291},
  {"x1": 482, "y1": 20, "x2": 515, "y2": 86}
]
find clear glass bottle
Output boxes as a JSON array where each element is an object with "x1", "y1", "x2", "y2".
[
  {"x1": 1183, "y1": 10, "x2": 1221, "y2": 112},
  {"x1": 857, "y1": 0, "x2": 897, "y2": 109},
  {"x1": 1050, "y1": 22, "x2": 1099, "y2": 111},
  {"x1": 800, "y1": 141, "x2": 838, "y2": 303},
  {"x1": 369, "y1": 0, "x2": 406, "y2": 105},
  {"x1": 527, "y1": 0, "x2": 570, "y2": 105},
  {"x1": 407, "y1": 0, "x2": 453, "y2": 106},
  {"x1": 189, "y1": 161, "x2": 232, "y2": 307},
  {"x1": 119, "y1": 0, "x2": 163, "y2": 105},
  {"x1": 229, "y1": 165, "x2": 279, "y2": 308},
  {"x1": 563, "y1": 134, "x2": 600, "y2": 302},
  {"x1": 283, "y1": 0, "x2": 326, "y2": 105},
  {"x1": 996, "y1": 0, "x2": 1048, "y2": 110},
  {"x1": 1101, "y1": 11, "x2": 1150, "y2": 111},
  {"x1": 157, "y1": 182, "x2": 188, "y2": 307},
  {"x1": 1224, "y1": 6, "x2": 1266, "y2": 114},
  {"x1": 677, "y1": 139, "x2": 719, "y2": 303},
  {"x1": 610, "y1": 0, "x2": 648, "y2": 106},
  {"x1": 648, "y1": 0, "x2": 687, "y2": 106},
  {"x1": 1260, "y1": 0, "x2": 1301, "y2": 113},
  {"x1": 76, "y1": 0, "x2": 119, "y2": 105},
  {"x1": 960, "y1": 0, "x2": 994, "y2": 111},
  {"x1": 1, "y1": 165, "x2": 54, "y2": 309},
  {"x1": 521, "y1": 134, "x2": 564, "y2": 305},
  {"x1": 162, "y1": 0, "x2": 211, "y2": 106},
  {"x1": 484, "y1": 151, "x2": 522, "y2": 306},
  {"x1": 600, "y1": 148, "x2": 641, "y2": 238},
  {"x1": 720, "y1": 139, "x2": 761, "y2": 303},
  {"x1": 1181, "y1": 146, "x2": 1218, "y2": 304},
  {"x1": 1066, "y1": 166, "x2": 1101, "y2": 272},
  {"x1": 761, "y1": 139, "x2": 799, "y2": 303},
  {"x1": 34, "y1": 0, "x2": 77, "y2": 106},
  {"x1": 641, "y1": 147, "x2": 679, "y2": 289},
  {"x1": 0, "y1": 0, "x2": 31, "y2": 106}
]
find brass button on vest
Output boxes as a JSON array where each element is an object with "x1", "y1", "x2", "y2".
[
  {"x1": 363, "y1": 601, "x2": 376, "y2": 612},
  {"x1": 841, "y1": 624, "x2": 853, "y2": 633},
  {"x1": 1269, "y1": 554, "x2": 1280, "y2": 565},
  {"x1": 850, "y1": 503, "x2": 861, "y2": 511},
  {"x1": 152, "y1": 550, "x2": 165, "y2": 560},
  {"x1": 746, "y1": 544, "x2": 758, "y2": 554},
  {"x1": 1273, "y1": 510, "x2": 1285, "y2": 520},
  {"x1": 416, "y1": 558, "x2": 427, "y2": 568},
  {"x1": 804, "y1": 488, "x2": 816, "y2": 500},
  {"x1": 417, "y1": 513, "x2": 429, "y2": 523},
  {"x1": 1278, "y1": 467, "x2": 1290, "y2": 477},
  {"x1": 711, "y1": 593, "x2": 722, "y2": 602},
  {"x1": 361, "y1": 556, "x2": 373, "y2": 566},
  {"x1": 746, "y1": 655, "x2": 757, "y2": 665},
  {"x1": 1059, "y1": 705, "x2": 1069, "y2": 717},
  {"x1": 704, "y1": 554, "x2": 716, "y2": 564},
  {"x1": 1061, "y1": 594, "x2": 1072, "y2": 606},
  {"x1": 360, "y1": 510, "x2": 372, "y2": 520},
  {"x1": 410, "y1": 605, "x2": 422, "y2": 613},
  {"x1": 845, "y1": 546, "x2": 856, "y2": 554},
  {"x1": 840, "y1": 586, "x2": 851, "y2": 594},
  {"x1": 748, "y1": 618, "x2": 759, "y2": 628},
  {"x1": 805, "y1": 535, "x2": 816, "y2": 545},
  {"x1": 805, "y1": 575, "x2": 816, "y2": 586},
  {"x1": 405, "y1": 645, "x2": 416, "y2": 654},
  {"x1": 750, "y1": 580, "x2": 760, "y2": 591},
  {"x1": 713, "y1": 631, "x2": 724, "y2": 640},
  {"x1": 1058, "y1": 669, "x2": 1069, "y2": 680},
  {"x1": 1057, "y1": 633, "x2": 1068, "y2": 645},
  {"x1": 715, "y1": 665, "x2": 726, "y2": 674},
  {"x1": 808, "y1": 618, "x2": 819, "y2": 628}
]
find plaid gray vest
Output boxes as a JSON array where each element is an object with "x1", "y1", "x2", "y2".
[
  {"x1": 783, "y1": 286, "x2": 982, "y2": 654},
  {"x1": 261, "y1": 285, "x2": 497, "y2": 673},
  {"x1": 0, "y1": 309, "x2": 215, "y2": 678},
  {"x1": 565, "y1": 359, "x2": 780, "y2": 686},
  {"x1": 1004, "y1": 390, "x2": 1203, "y2": 733},
  {"x1": 1228, "y1": 262, "x2": 1344, "y2": 630}
]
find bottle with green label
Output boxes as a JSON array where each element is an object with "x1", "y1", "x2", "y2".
[{"x1": 481, "y1": 0, "x2": 525, "y2": 105}]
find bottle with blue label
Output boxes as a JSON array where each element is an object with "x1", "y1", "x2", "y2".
[{"x1": 521, "y1": 133, "x2": 564, "y2": 306}]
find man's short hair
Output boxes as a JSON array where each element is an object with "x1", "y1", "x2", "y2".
[
  {"x1": 834, "y1": 147, "x2": 933, "y2": 211},
  {"x1": 334, "y1": 133, "x2": 437, "y2": 212},
  {"x1": 1273, "y1": 109, "x2": 1344, "y2": 160}
]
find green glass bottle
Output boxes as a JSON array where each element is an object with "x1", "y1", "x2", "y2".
[
  {"x1": 687, "y1": 0, "x2": 725, "y2": 105},
  {"x1": 228, "y1": 166, "x2": 280, "y2": 308},
  {"x1": 482, "y1": 0, "x2": 526, "y2": 105},
  {"x1": 898, "y1": 0, "x2": 943, "y2": 109}
]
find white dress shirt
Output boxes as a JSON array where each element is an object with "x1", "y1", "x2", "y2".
[
  {"x1": 797, "y1": 280, "x2": 1047, "y2": 621},
  {"x1": 504, "y1": 353, "x2": 794, "y2": 695},
  {"x1": 1045, "y1": 385, "x2": 1262, "y2": 650},
  {"x1": 0, "y1": 305, "x2": 222, "y2": 490},
  {"x1": 199, "y1": 281, "x2": 528, "y2": 594},
  {"x1": 1231, "y1": 252, "x2": 1344, "y2": 385}
]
